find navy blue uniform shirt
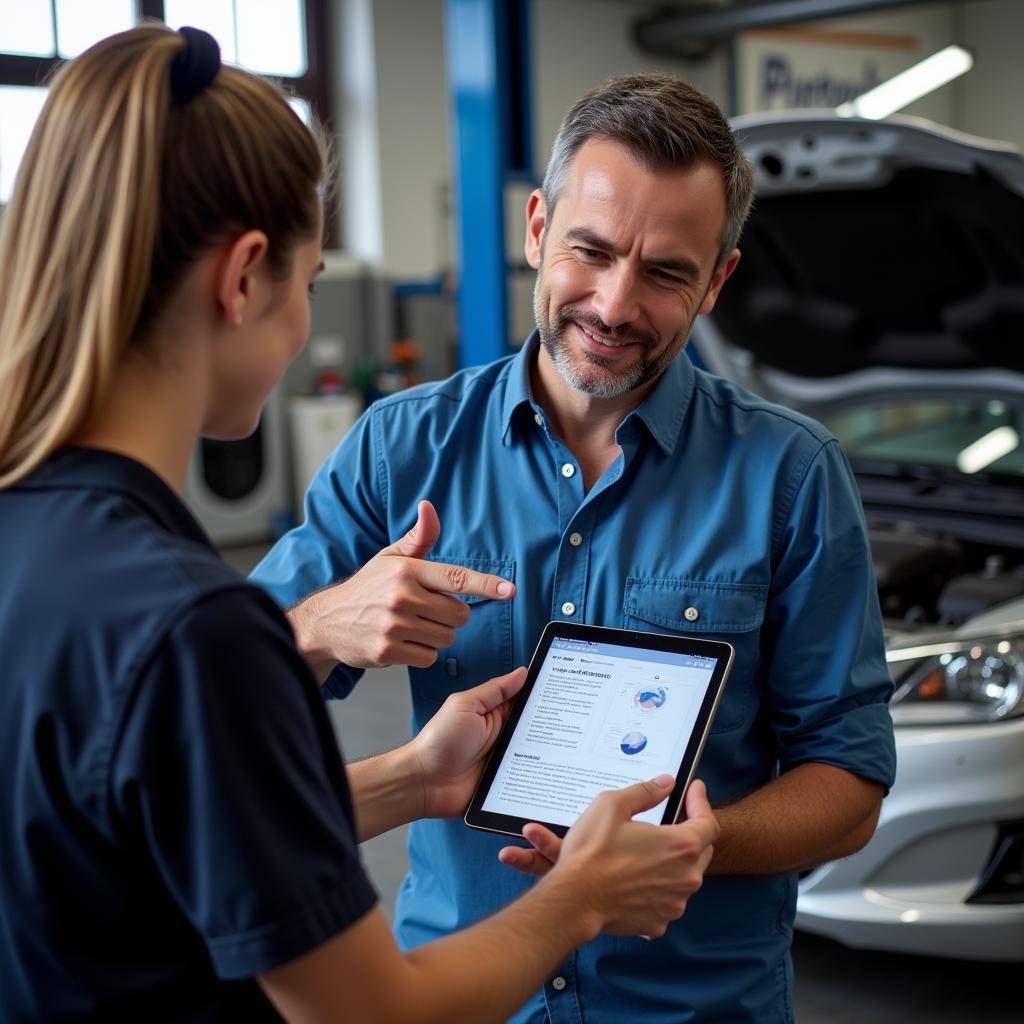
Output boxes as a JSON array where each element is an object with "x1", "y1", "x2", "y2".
[{"x1": 0, "y1": 448, "x2": 376, "y2": 1022}]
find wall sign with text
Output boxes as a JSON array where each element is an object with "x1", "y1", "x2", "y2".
[{"x1": 737, "y1": 27, "x2": 924, "y2": 115}]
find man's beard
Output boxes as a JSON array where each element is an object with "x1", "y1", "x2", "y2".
[{"x1": 534, "y1": 289, "x2": 689, "y2": 400}]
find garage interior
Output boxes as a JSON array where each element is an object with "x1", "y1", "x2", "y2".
[{"x1": 2, "y1": 0, "x2": 1022, "y2": 1019}]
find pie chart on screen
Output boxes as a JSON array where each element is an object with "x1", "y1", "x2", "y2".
[
  {"x1": 620, "y1": 731, "x2": 648, "y2": 755},
  {"x1": 634, "y1": 686, "x2": 667, "y2": 711}
]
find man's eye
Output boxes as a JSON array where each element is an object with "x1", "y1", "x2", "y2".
[
  {"x1": 652, "y1": 269, "x2": 682, "y2": 284},
  {"x1": 575, "y1": 247, "x2": 604, "y2": 260}
]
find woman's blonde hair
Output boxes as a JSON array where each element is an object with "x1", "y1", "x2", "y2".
[{"x1": 0, "y1": 25, "x2": 325, "y2": 487}]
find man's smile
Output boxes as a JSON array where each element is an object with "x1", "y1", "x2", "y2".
[{"x1": 571, "y1": 320, "x2": 648, "y2": 358}]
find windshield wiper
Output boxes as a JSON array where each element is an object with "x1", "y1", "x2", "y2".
[{"x1": 851, "y1": 458, "x2": 1024, "y2": 491}]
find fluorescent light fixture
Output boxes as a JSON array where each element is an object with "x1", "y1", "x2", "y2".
[
  {"x1": 956, "y1": 425, "x2": 1019, "y2": 475},
  {"x1": 837, "y1": 44, "x2": 973, "y2": 120}
]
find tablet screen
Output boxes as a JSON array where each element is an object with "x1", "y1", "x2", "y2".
[{"x1": 473, "y1": 626, "x2": 730, "y2": 832}]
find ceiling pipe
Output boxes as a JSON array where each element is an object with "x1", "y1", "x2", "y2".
[{"x1": 634, "y1": 0, "x2": 978, "y2": 59}]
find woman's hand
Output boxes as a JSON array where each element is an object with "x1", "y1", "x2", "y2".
[{"x1": 409, "y1": 668, "x2": 527, "y2": 819}]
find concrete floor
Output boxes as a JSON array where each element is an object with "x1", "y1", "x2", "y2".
[{"x1": 226, "y1": 545, "x2": 1020, "y2": 1022}]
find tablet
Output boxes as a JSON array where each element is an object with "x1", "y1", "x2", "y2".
[{"x1": 465, "y1": 621, "x2": 734, "y2": 839}]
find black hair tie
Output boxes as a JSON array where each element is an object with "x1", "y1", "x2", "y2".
[{"x1": 170, "y1": 26, "x2": 221, "y2": 105}]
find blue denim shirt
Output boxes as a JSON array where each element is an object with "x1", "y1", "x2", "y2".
[{"x1": 252, "y1": 336, "x2": 896, "y2": 1024}]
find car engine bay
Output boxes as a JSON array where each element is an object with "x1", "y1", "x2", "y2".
[{"x1": 870, "y1": 524, "x2": 1024, "y2": 627}]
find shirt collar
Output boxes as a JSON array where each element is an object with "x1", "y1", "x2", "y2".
[
  {"x1": 23, "y1": 446, "x2": 214, "y2": 548},
  {"x1": 500, "y1": 330, "x2": 696, "y2": 456},
  {"x1": 500, "y1": 332, "x2": 543, "y2": 445},
  {"x1": 628, "y1": 346, "x2": 696, "y2": 456}
]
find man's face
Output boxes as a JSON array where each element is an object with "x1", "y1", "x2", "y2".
[{"x1": 526, "y1": 138, "x2": 739, "y2": 401}]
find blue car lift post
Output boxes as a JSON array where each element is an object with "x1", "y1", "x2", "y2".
[{"x1": 445, "y1": 0, "x2": 533, "y2": 369}]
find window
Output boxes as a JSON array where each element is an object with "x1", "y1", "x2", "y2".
[
  {"x1": 0, "y1": 0, "x2": 327, "y2": 202},
  {"x1": 0, "y1": 86, "x2": 48, "y2": 200},
  {"x1": 165, "y1": 0, "x2": 306, "y2": 77}
]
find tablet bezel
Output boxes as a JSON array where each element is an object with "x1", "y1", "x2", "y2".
[{"x1": 464, "y1": 620, "x2": 735, "y2": 840}]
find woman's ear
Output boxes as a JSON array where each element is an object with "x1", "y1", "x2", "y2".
[{"x1": 216, "y1": 230, "x2": 270, "y2": 327}]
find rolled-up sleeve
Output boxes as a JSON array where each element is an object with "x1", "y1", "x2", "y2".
[{"x1": 763, "y1": 438, "x2": 897, "y2": 790}]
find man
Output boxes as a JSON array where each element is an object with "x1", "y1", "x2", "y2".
[{"x1": 253, "y1": 74, "x2": 896, "y2": 1023}]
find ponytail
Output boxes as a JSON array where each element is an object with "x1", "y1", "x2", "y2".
[{"x1": 0, "y1": 25, "x2": 324, "y2": 487}]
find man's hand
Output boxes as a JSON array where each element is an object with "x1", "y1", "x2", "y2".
[
  {"x1": 409, "y1": 668, "x2": 528, "y2": 819},
  {"x1": 288, "y1": 500, "x2": 516, "y2": 681},
  {"x1": 502, "y1": 779, "x2": 719, "y2": 938}
]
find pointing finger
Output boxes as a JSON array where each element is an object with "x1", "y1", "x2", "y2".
[
  {"x1": 414, "y1": 559, "x2": 515, "y2": 600},
  {"x1": 610, "y1": 774, "x2": 676, "y2": 818}
]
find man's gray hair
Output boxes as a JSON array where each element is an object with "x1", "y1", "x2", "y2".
[{"x1": 541, "y1": 73, "x2": 756, "y2": 266}]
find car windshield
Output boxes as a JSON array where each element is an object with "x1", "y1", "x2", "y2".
[{"x1": 818, "y1": 397, "x2": 1024, "y2": 478}]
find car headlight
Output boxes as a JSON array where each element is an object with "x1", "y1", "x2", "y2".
[{"x1": 888, "y1": 635, "x2": 1024, "y2": 724}]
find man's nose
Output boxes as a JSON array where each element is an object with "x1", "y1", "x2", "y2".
[{"x1": 591, "y1": 264, "x2": 640, "y2": 328}]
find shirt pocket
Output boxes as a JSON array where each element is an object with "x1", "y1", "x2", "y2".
[
  {"x1": 411, "y1": 555, "x2": 516, "y2": 711},
  {"x1": 622, "y1": 576, "x2": 766, "y2": 734}
]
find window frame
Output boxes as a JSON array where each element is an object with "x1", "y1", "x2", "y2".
[
  {"x1": 0, "y1": 0, "x2": 333, "y2": 236},
  {"x1": 0, "y1": 1, "x2": 328, "y2": 113}
]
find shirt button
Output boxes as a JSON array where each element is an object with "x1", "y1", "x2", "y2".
[
  {"x1": 551, "y1": 976, "x2": 567, "y2": 991},
  {"x1": 561, "y1": 601, "x2": 576, "y2": 616},
  {"x1": 684, "y1": 606, "x2": 699, "y2": 622},
  {"x1": 561, "y1": 463, "x2": 576, "y2": 478},
  {"x1": 569, "y1": 532, "x2": 583, "y2": 547},
  {"x1": 534, "y1": 412, "x2": 543, "y2": 426}
]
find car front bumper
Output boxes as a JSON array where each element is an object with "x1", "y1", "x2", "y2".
[{"x1": 796, "y1": 715, "x2": 1024, "y2": 961}]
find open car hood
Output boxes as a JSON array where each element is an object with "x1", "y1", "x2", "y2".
[{"x1": 691, "y1": 111, "x2": 1024, "y2": 409}]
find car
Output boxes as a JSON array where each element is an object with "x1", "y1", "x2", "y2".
[{"x1": 691, "y1": 109, "x2": 1024, "y2": 962}]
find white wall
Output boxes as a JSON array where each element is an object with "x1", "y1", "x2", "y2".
[
  {"x1": 335, "y1": 0, "x2": 451, "y2": 277},
  {"x1": 531, "y1": 0, "x2": 729, "y2": 177},
  {"x1": 336, "y1": 0, "x2": 385, "y2": 265},
  {"x1": 371, "y1": 0, "x2": 452, "y2": 278},
  {"x1": 960, "y1": 0, "x2": 1024, "y2": 148}
]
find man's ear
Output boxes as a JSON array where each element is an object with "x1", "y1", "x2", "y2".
[
  {"x1": 699, "y1": 248, "x2": 741, "y2": 317},
  {"x1": 216, "y1": 230, "x2": 270, "y2": 327},
  {"x1": 524, "y1": 189, "x2": 548, "y2": 270}
]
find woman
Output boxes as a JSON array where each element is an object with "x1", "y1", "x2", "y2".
[{"x1": 0, "y1": 25, "x2": 717, "y2": 1023}]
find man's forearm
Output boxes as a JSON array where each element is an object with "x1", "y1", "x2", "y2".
[
  {"x1": 287, "y1": 592, "x2": 338, "y2": 685},
  {"x1": 346, "y1": 746, "x2": 425, "y2": 842},
  {"x1": 708, "y1": 762, "x2": 884, "y2": 876}
]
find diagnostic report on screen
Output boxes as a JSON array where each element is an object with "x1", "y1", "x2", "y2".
[{"x1": 481, "y1": 636, "x2": 719, "y2": 827}]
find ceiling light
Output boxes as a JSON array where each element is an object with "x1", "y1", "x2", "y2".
[
  {"x1": 956, "y1": 425, "x2": 1019, "y2": 475},
  {"x1": 837, "y1": 45, "x2": 973, "y2": 120}
]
